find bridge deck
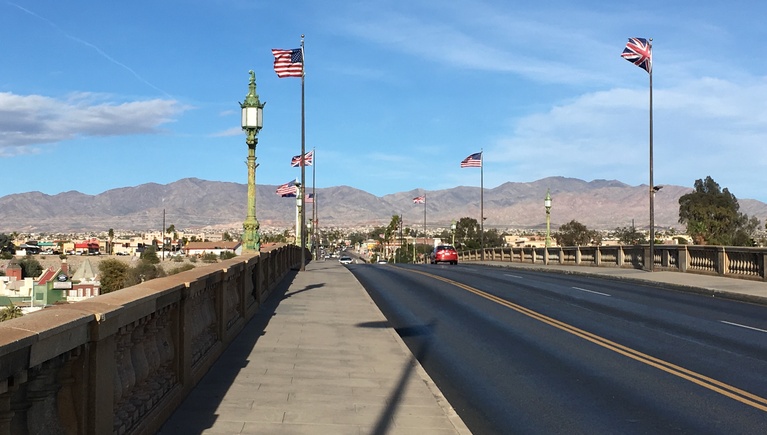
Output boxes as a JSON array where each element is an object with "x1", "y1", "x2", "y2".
[{"x1": 159, "y1": 260, "x2": 470, "y2": 435}]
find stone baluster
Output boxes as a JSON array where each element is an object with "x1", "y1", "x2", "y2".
[
  {"x1": 114, "y1": 325, "x2": 137, "y2": 433},
  {"x1": 25, "y1": 359, "x2": 65, "y2": 435}
]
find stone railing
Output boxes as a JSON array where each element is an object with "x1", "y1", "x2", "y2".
[
  {"x1": 459, "y1": 245, "x2": 767, "y2": 281},
  {"x1": 0, "y1": 244, "x2": 306, "y2": 435}
]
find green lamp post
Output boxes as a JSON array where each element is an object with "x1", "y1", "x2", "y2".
[
  {"x1": 240, "y1": 70, "x2": 265, "y2": 253},
  {"x1": 544, "y1": 189, "x2": 552, "y2": 247}
]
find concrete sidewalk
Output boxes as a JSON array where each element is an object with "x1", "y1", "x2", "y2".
[
  {"x1": 474, "y1": 260, "x2": 767, "y2": 305},
  {"x1": 159, "y1": 260, "x2": 471, "y2": 435}
]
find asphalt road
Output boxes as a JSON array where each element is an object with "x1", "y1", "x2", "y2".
[{"x1": 348, "y1": 262, "x2": 767, "y2": 434}]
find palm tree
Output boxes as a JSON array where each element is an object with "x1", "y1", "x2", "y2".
[{"x1": 0, "y1": 304, "x2": 23, "y2": 322}]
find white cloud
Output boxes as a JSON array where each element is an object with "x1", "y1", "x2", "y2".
[
  {"x1": 481, "y1": 75, "x2": 767, "y2": 199},
  {"x1": 0, "y1": 92, "x2": 187, "y2": 155}
]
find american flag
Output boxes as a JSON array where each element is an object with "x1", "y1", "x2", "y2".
[
  {"x1": 291, "y1": 150, "x2": 314, "y2": 167},
  {"x1": 276, "y1": 180, "x2": 298, "y2": 197},
  {"x1": 271, "y1": 48, "x2": 303, "y2": 78},
  {"x1": 412, "y1": 196, "x2": 425, "y2": 204},
  {"x1": 305, "y1": 193, "x2": 314, "y2": 203},
  {"x1": 621, "y1": 37, "x2": 652, "y2": 73},
  {"x1": 461, "y1": 152, "x2": 482, "y2": 168}
]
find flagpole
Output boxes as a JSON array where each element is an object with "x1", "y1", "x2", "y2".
[
  {"x1": 648, "y1": 38, "x2": 654, "y2": 272},
  {"x1": 480, "y1": 149, "x2": 484, "y2": 261},
  {"x1": 299, "y1": 34, "x2": 307, "y2": 271},
  {"x1": 423, "y1": 196, "x2": 426, "y2": 263}
]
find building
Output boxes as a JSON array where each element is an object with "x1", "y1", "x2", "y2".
[
  {"x1": 183, "y1": 241, "x2": 242, "y2": 257},
  {"x1": 1, "y1": 259, "x2": 101, "y2": 311}
]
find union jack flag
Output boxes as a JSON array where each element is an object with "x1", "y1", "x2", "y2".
[
  {"x1": 276, "y1": 180, "x2": 298, "y2": 197},
  {"x1": 413, "y1": 196, "x2": 425, "y2": 204},
  {"x1": 621, "y1": 37, "x2": 652, "y2": 73},
  {"x1": 291, "y1": 150, "x2": 314, "y2": 167}
]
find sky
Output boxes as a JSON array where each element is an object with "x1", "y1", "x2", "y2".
[{"x1": 2, "y1": 0, "x2": 766, "y2": 203}]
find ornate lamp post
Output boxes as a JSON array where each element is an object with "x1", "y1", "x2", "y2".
[
  {"x1": 544, "y1": 189, "x2": 552, "y2": 247},
  {"x1": 240, "y1": 70, "x2": 265, "y2": 253},
  {"x1": 294, "y1": 178, "x2": 303, "y2": 248}
]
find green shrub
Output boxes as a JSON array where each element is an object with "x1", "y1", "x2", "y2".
[
  {"x1": 201, "y1": 252, "x2": 218, "y2": 263},
  {"x1": 167, "y1": 264, "x2": 195, "y2": 275}
]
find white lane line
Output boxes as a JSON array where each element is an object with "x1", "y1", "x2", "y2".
[
  {"x1": 504, "y1": 274, "x2": 524, "y2": 279},
  {"x1": 572, "y1": 287, "x2": 611, "y2": 297},
  {"x1": 720, "y1": 320, "x2": 767, "y2": 333}
]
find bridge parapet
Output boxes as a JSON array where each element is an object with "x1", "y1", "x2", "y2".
[
  {"x1": 459, "y1": 245, "x2": 767, "y2": 282},
  {"x1": 0, "y1": 244, "x2": 304, "y2": 435}
]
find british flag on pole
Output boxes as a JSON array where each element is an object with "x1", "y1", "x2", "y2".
[
  {"x1": 290, "y1": 150, "x2": 314, "y2": 167},
  {"x1": 621, "y1": 37, "x2": 652, "y2": 73}
]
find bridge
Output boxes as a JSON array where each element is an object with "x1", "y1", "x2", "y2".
[{"x1": 1, "y1": 243, "x2": 766, "y2": 434}]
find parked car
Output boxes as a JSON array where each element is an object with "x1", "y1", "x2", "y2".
[
  {"x1": 339, "y1": 256, "x2": 353, "y2": 265},
  {"x1": 430, "y1": 245, "x2": 458, "y2": 265}
]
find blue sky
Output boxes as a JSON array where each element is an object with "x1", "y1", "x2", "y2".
[{"x1": 2, "y1": 0, "x2": 766, "y2": 203}]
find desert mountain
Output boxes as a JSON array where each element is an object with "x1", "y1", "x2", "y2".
[{"x1": 1, "y1": 177, "x2": 766, "y2": 233}]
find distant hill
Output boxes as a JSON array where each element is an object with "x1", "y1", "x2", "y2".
[{"x1": 1, "y1": 177, "x2": 766, "y2": 233}]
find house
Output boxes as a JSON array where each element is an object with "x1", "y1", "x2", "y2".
[
  {"x1": 183, "y1": 241, "x2": 242, "y2": 257},
  {"x1": 74, "y1": 238, "x2": 100, "y2": 255}
]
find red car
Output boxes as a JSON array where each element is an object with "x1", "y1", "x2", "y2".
[{"x1": 430, "y1": 245, "x2": 458, "y2": 265}]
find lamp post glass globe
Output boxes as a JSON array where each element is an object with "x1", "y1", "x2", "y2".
[{"x1": 241, "y1": 106, "x2": 262, "y2": 129}]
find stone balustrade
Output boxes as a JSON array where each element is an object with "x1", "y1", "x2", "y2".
[
  {"x1": 459, "y1": 245, "x2": 767, "y2": 281},
  {"x1": 0, "y1": 244, "x2": 305, "y2": 435}
]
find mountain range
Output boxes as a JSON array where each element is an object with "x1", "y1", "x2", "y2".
[{"x1": 1, "y1": 177, "x2": 766, "y2": 233}]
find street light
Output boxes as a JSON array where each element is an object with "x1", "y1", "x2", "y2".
[
  {"x1": 240, "y1": 70, "x2": 265, "y2": 253},
  {"x1": 544, "y1": 189, "x2": 552, "y2": 247},
  {"x1": 294, "y1": 178, "x2": 303, "y2": 249}
]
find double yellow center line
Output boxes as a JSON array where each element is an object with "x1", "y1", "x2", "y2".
[{"x1": 409, "y1": 268, "x2": 767, "y2": 412}]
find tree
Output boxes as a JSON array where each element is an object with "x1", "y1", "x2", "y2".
[
  {"x1": 555, "y1": 220, "x2": 595, "y2": 246},
  {"x1": 678, "y1": 176, "x2": 758, "y2": 246},
  {"x1": 108, "y1": 228, "x2": 114, "y2": 255},
  {"x1": 613, "y1": 223, "x2": 647, "y2": 245},
  {"x1": 126, "y1": 261, "x2": 166, "y2": 285},
  {"x1": 0, "y1": 304, "x2": 23, "y2": 322},
  {"x1": 18, "y1": 257, "x2": 43, "y2": 278},
  {"x1": 99, "y1": 259, "x2": 130, "y2": 293},
  {"x1": 455, "y1": 217, "x2": 481, "y2": 249},
  {"x1": 483, "y1": 228, "x2": 504, "y2": 248},
  {"x1": 385, "y1": 215, "x2": 401, "y2": 244},
  {"x1": 348, "y1": 232, "x2": 367, "y2": 248},
  {"x1": 222, "y1": 232, "x2": 233, "y2": 242},
  {"x1": 0, "y1": 233, "x2": 14, "y2": 254},
  {"x1": 140, "y1": 246, "x2": 161, "y2": 264}
]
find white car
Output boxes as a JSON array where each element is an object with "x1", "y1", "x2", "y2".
[{"x1": 339, "y1": 256, "x2": 353, "y2": 265}]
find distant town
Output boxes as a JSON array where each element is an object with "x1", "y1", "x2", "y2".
[{"x1": 2, "y1": 213, "x2": 765, "y2": 320}]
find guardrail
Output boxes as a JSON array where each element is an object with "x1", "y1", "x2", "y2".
[
  {"x1": 458, "y1": 245, "x2": 767, "y2": 281},
  {"x1": 0, "y1": 244, "x2": 306, "y2": 435}
]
